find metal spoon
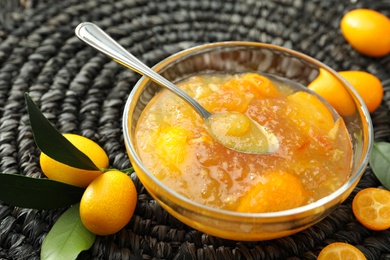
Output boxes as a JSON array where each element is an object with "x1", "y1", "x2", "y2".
[{"x1": 75, "y1": 22, "x2": 279, "y2": 154}]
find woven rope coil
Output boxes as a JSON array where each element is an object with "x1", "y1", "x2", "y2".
[{"x1": 0, "y1": 0, "x2": 390, "y2": 259}]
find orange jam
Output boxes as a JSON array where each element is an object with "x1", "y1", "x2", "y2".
[{"x1": 134, "y1": 73, "x2": 352, "y2": 213}]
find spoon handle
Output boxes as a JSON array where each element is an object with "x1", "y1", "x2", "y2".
[{"x1": 75, "y1": 22, "x2": 211, "y2": 119}]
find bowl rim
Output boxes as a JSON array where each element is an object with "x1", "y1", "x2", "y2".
[{"x1": 123, "y1": 41, "x2": 374, "y2": 219}]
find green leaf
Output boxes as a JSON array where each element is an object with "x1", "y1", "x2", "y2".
[
  {"x1": 121, "y1": 167, "x2": 134, "y2": 175},
  {"x1": 370, "y1": 142, "x2": 390, "y2": 190},
  {"x1": 25, "y1": 93, "x2": 99, "y2": 171},
  {"x1": 41, "y1": 204, "x2": 95, "y2": 260},
  {"x1": 0, "y1": 173, "x2": 84, "y2": 209}
]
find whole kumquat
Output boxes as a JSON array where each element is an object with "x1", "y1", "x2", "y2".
[
  {"x1": 80, "y1": 170, "x2": 137, "y2": 236},
  {"x1": 352, "y1": 187, "x2": 390, "y2": 231},
  {"x1": 40, "y1": 133, "x2": 109, "y2": 187},
  {"x1": 338, "y1": 71, "x2": 383, "y2": 113},
  {"x1": 308, "y1": 68, "x2": 356, "y2": 117},
  {"x1": 317, "y1": 242, "x2": 366, "y2": 260},
  {"x1": 340, "y1": 9, "x2": 390, "y2": 57}
]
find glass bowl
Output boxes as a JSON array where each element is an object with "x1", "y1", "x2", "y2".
[{"x1": 123, "y1": 42, "x2": 373, "y2": 241}]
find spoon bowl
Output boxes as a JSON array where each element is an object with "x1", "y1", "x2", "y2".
[{"x1": 75, "y1": 22, "x2": 279, "y2": 154}]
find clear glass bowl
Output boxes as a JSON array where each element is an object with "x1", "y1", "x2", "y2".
[{"x1": 123, "y1": 42, "x2": 373, "y2": 241}]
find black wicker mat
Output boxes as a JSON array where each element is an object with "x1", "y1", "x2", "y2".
[{"x1": 0, "y1": 0, "x2": 390, "y2": 259}]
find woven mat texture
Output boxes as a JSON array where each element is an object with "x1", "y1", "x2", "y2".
[{"x1": 0, "y1": 0, "x2": 390, "y2": 259}]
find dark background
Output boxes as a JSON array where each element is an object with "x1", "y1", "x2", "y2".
[{"x1": 0, "y1": 0, "x2": 389, "y2": 259}]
